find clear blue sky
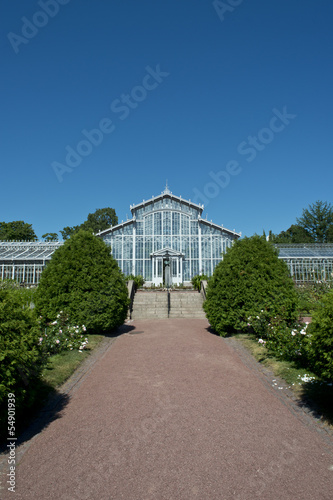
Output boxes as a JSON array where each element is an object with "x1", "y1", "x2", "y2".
[{"x1": 1, "y1": 0, "x2": 332, "y2": 239}]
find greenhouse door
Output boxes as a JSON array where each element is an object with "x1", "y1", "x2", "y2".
[
  {"x1": 151, "y1": 250, "x2": 184, "y2": 286},
  {"x1": 152, "y1": 257, "x2": 163, "y2": 286},
  {"x1": 171, "y1": 257, "x2": 182, "y2": 286}
]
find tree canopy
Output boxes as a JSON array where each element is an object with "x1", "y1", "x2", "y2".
[
  {"x1": 60, "y1": 207, "x2": 118, "y2": 240},
  {"x1": 42, "y1": 233, "x2": 59, "y2": 242},
  {"x1": 34, "y1": 230, "x2": 128, "y2": 333},
  {"x1": 0, "y1": 221, "x2": 37, "y2": 241},
  {"x1": 270, "y1": 224, "x2": 313, "y2": 244},
  {"x1": 296, "y1": 200, "x2": 333, "y2": 243},
  {"x1": 269, "y1": 201, "x2": 333, "y2": 243}
]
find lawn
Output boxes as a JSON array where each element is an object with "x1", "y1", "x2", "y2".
[{"x1": 233, "y1": 333, "x2": 333, "y2": 429}]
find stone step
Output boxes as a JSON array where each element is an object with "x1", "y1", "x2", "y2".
[
  {"x1": 131, "y1": 290, "x2": 205, "y2": 319},
  {"x1": 169, "y1": 312, "x2": 206, "y2": 319},
  {"x1": 132, "y1": 312, "x2": 169, "y2": 319}
]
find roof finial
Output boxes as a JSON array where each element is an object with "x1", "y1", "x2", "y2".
[{"x1": 162, "y1": 180, "x2": 171, "y2": 195}]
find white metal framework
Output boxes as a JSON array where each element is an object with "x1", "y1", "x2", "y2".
[
  {"x1": 275, "y1": 244, "x2": 333, "y2": 282},
  {"x1": 1, "y1": 228, "x2": 333, "y2": 286},
  {"x1": 97, "y1": 187, "x2": 241, "y2": 285},
  {"x1": 0, "y1": 242, "x2": 62, "y2": 284}
]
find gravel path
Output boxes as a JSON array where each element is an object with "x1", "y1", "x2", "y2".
[{"x1": 1, "y1": 319, "x2": 333, "y2": 499}]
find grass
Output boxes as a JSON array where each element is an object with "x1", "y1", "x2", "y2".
[
  {"x1": 41, "y1": 334, "x2": 104, "y2": 388},
  {"x1": 233, "y1": 333, "x2": 333, "y2": 429}
]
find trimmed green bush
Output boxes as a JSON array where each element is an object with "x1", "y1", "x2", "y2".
[
  {"x1": 306, "y1": 290, "x2": 333, "y2": 380},
  {"x1": 191, "y1": 274, "x2": 209, "y2": 291},
  {"x1": 34, "y1": 231, "x2": 129, "y2": 333},
  {"x1": 126, "y1": 274, "x2": 145, "y2": 290},
  {"x1": 204, "y1": 236, "x2": 298, "y2": 336},
  {"x1": 0, "y1": 286, "x2": 44, "y2": 415}
]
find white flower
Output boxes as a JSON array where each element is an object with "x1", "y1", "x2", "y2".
[
  {"x1": 291, "y1": 330, "x2": 297, "y2": 336},
  {"x1": 298, "y1": 374, "x2": 315, "y2": 383},
  {"x1": 258, "y1": 339, "x2": 266, "y2": 344},
  {"x1": 55, "y1": 339, "x2": 60, "y2": 344},
  {"x1": 51, "y1": 320, "x2": 57, "y2": 325}
]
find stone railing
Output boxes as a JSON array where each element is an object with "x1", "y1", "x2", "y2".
[
  {"x1": 200, "y1": 280, "x2": 208, "y2": 301},
  {"x1": 127, "y1": 280, "x2": 135, "y2": 319}
]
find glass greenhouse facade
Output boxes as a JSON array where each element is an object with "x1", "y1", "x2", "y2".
[
  {"x1": 275, "y1": 244, "x2": 333, "y2": 283},
  {"x1": 97, "y1": 188, "x2": 241, "y2": 285},
  {"x1": 3, "y1": 191, "x2": 332, "y2": 287},
  {"x1": 0, "y1": 242, "x2": 62, "y2": 284}
]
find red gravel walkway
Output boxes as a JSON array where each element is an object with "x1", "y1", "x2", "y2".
[{"x1": 2, "y1": 319, "x2": 333, "y2": 499}]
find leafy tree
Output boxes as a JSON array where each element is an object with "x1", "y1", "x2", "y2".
[
  {"x1": 60, "y1": 208, "x2": 118, "y2": 240},
  {"x1": 203, "y1": 236, "x2": 298, "y2": 336},
  {"x1": 60, "y1": 226, "x2": 77, "y2": 240},
  {"x1": 328, "y1": 224, "x2": 333, "y2": 243},
  {"x1": 0, "y1": 221, "x2": 37, "y2": 241},
  {"x1": 34, "y1": 230, "x2": 129, "y2": 333},
  {"x1": 296, "y1": 201, "x2": 333, "y2": 243},
  {"x1": 82, "y1": 207, "x2": 118, "y2": 233},
  {"x1": 42, "y1": 233, "x2": 59, "y2": 242},
  {"x1": 271, "y1": 224, "x2": 313, "y2": 244}
]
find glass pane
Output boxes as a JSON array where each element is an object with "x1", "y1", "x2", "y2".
[
  {"x1": 163, "y1": 211, "x2": 171, "y2": 235},
  {"x1": 154, "y1": 212, "x2": 162, "y2": 235},
  {"x1": 157, "y1": 259, "x2": 162, "y2": 277}
]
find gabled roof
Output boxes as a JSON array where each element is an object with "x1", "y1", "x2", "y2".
[
  {"x1": 95, "y1": 218, "x2": 133, "y2": 237},
  {"x1": 150, "y1": 248, "x2": 184, "y2": 257},
  {"x1": 129, "y1": 187, "x2": 204, "y2": 215},
  {"x1": 199, "y1": 217, "x2": 241, "y2": 238}
]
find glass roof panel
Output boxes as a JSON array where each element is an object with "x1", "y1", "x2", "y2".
[{"x1": 275, "y1": 244, "x2": 333, "y2": 259}]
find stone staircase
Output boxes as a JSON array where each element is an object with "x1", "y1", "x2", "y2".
[
  {"x1": 169, "y1": 291, "x2": 206, "y2": 319},
  {"x1": 130, "y1": 289, "x2": 206, "y2": 320},
  {"x1": 131, "y1": 291, "x2": 169, "y2": 319}
]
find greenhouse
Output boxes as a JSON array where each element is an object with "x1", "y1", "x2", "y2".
[
  {"x1": 275, "y1": 244, "x2": 333, "y2": 282},
  {"x1": 97, "y1": 187, "x2": 241, "y2": 285},
  {"x1": 0, "y1": 241, "x2": 62, "y2": 284},
  {"x1": 2, "y1": 190, "x2": 332, "y2": 286}
]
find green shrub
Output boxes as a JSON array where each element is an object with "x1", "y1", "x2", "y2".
[
  {"x1": 296, "y1": 281, "x2": 332, "y2": 315},
  {"x1": 248, "y1": 312, "x2": 310, "y2": 363},
  {"x1": 191, "y1": 274, "x2": 209, "y2": 291},
  {"x1": 306, "y1": 290, "x2": 333, "y2": 380},
  {"x1": 204, "y1": 236, "x2": 298, "y2": 336},
  {"x1": 126, "y1": 274, "x2": 145, "y2": 290},
  {"x1": 40, "y1": 311, "x2": 89, "y2": 355},
  {"x1": 34, "y1": 230, "x2": 129, "y2": 333},
  {"x1": 0, "y1": 287, "x2": 45, "y2": 417}
]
